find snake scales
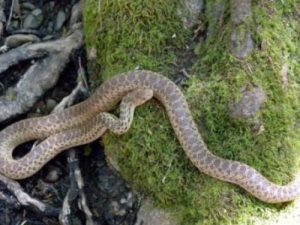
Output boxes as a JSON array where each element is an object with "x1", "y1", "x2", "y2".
[{"x1": 0, "y1": 70, "x2": 299, "y2": 203}]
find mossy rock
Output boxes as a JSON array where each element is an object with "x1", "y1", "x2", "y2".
[{"x1": 83, "y1": 0, "x2": 300, "y2": 224}]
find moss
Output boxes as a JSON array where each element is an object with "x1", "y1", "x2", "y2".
[
  {"x1": 84, "y1": 0, "x2": 300, "y2": 224},
  {"x1": 83, "y1": 0, "x2": 189, "y2": 81}
]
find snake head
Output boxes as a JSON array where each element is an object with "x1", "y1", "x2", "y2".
[{"x1": 123, "y1": 89, "x2": 153, "y2": 106}]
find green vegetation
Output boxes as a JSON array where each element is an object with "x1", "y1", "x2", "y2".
[
  {"x1": 84, "y1": 0, "x2": 189, "y2": 81},
  {"x1": 83, "y1": 0, "x2": 300, "y2": 224}
]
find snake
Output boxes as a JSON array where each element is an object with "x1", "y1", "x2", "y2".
[{"x1": 0, "y1": 70, "x2": 299, "y2": 203}]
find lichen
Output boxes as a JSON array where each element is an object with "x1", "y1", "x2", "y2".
[{"x1": 83, "y1": 0, "x2": 300, "y2": 224}]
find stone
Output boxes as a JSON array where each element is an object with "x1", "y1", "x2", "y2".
[
  {"x1": 230, "y1": 85, "x2": 267, "y2": 119},
  {"x1": 44, "y1": 166, "x2": 62, "y2": 182},
  {"x1": 70, "y1": 2, "x2": 82, "y2": 25},
  {"x1": 178, "y1": 0, "x2": 203, "y2": 29},
  {"x1": 9, "y1": 20, "x2": 19, "y2": 30},
  {"x1": 231, "y1": 0, "x2": 252, "y2": 25},
  {"x1": 46, "y1": 98, "x2": 58, "y2": 112},
  {"x1": 55, "y1": 10, "x2": 67, "y2": 31},
  {"x1": 135, "y1": 199, "x2": 178, "y2": 225},
  {"x1": 206, "y1": 1, "x2": 226, "y2": 38},
  {"x1": 230, "y1": 27, "x2": 254, "y2": 59},
  {"x1": 47, "y1": 21, "x2": 54, "y2": 33},
  {"x1": 5, "y1": 34, "x2": 40, "y2": 48},
  {"x1": 230, "y1": 0, "x2": 253, "y2": 59},
  {"x1": 23, "y1": 8, "x2": 44, "y2": 29}
]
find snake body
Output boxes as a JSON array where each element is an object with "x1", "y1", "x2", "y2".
[{"x1": 0, "y1": 70, "x2": 299, "y2": 203}]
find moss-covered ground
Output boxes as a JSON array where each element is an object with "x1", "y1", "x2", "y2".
[{"x1": 83, "y1": 0, "x2": 300, "y2": 224}]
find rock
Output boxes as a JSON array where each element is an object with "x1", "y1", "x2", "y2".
[
  {"x1": 230, "y1": 0, "x2": 253, "y2": 58},
  {"x1": 108, "y1": 201, "x2": 127, "y2": 217},
  {"x1": 135, "y1": 199, "x2": 178, "y2": 225},
  {"x1": 55, "y1": 10, "x2": 67, "y2": 31},
  {"x1": 47, "y1": 21, "x2": 54, "y2": 33},
  {"x1": 230, "y1": 27, "x2": 254, "y2": 59},
  {"x1": 70, "y1": 2, "x2": 82, "y2": 26},
  {"x1": 46, "y1": 98, "x2": 58, "y2": 112},
  {"x1": 0, "y1": 7, "x2": 5, "y2": 23},
  {"x1": 4, "y1": 34, "x2": 40, "y2": 48},
  {"x1": 229, "y1": 85, "x2": 267, "y2": 119},
  {"x1": 178, "y1": 0, "x2": 203, "y2": 29},
  {"x1": 231, "y1": 0, "x2": 252, "y2": 25},
  {"x1": 9, "y1": 20, "x2": 19, "y2": 30},
  {"x1": 23, "y1": 8, "x2": 44, "y2": 29},
  {"x1": 206, "y1": 1, "x2": 226, "y2": 38},
  {"x1": 104, "y1": 192, "x2": 135, "y2": 224},
  {"x1": 44, "y1": 166, "x2": 62, "y2": 182}
]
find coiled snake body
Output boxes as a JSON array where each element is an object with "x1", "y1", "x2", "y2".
[{"x1": 0, "y1": 70, "x2": 299, "y2": 203}]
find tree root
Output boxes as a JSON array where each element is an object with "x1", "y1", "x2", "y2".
[
  {"x1": 0, "y1": 58, "x2": 94, "y2": 223},
  {"x1": 59, "y1": 150, "x2": 94, "y2": 225},
  {"x1": 0, "y1": 173, "x2": 60, "y2": 216},
  {"x1": 0, "y1": 27, "x2": 83, "y2": 122}
]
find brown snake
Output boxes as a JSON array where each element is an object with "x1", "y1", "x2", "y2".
[{"x1": 0, "y1": 70, "x2": 299, "y2": 203}]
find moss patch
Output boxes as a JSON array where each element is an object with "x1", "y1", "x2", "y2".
[
  {"x1": 84, "y1": 0, "x2": 189, "y2": 81},
  {"x1": 84, "y1": 0, "x2": 300, "y2": 224}
]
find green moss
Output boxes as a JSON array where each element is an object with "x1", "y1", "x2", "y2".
[
  {"x1": 84, "y1": 0, "x2": 300, "y2": 224},
  {"x1": 83, "y1": 0, "x2": 189, "y2": 81}
]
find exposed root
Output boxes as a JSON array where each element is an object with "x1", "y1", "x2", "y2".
[
  {"x1": 59, "y1": 150, "x2": 95, "y2": 225},
  {"x1": 0, "y1": 27, "x2": 83, "y2": 122},
  {"x1": 0, "y1": 173, "x2": 60, "y2": 216},
  {"x1": 0, "y1": 57, "x2": 91, "y2": 221},
  {"x1": 57, "y1": 60, "x2": 95, "y2": 225}
]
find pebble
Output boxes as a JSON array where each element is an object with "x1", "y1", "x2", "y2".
[
  {"x1": 70, "y1": 2, "x2": 82, "y2": 25},
  {"x1": 135, "y1": 199, "x2": 178, "y2": 225},
  {"x1": 55, "y1": 10, "x2": 67, "y2": 31},
  {"x1": 46, "y1": 98, "x2": 58, "y2": 112},
  {"x1": 230, "y1": 85, "x2": 266, "y2": 119},
  {"x1": 5, "y1": 34, "x2": 40, "y2": 48},
  {"x1": 179, "y1": 0, "x2": 203, "y2": 29},
  {"x1": 230, "y1": 28, "x2": 254, "y2": 59},
  {"x1": 9, "y1": 20, "x2": 19, "y2": 30},
  {"x1": 44, "y1": 167, "x2": 62, "y2": 182},
  {"x1": 109, "y1": 201, "x2": 127, "y2": 216},
  {"x1": 23, "y1": 8, "x2": 44, "y2": 29}
]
